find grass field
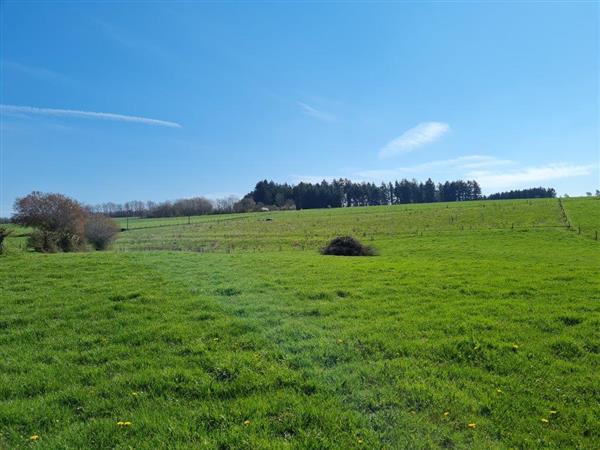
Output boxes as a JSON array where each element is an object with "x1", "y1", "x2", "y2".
[
  {"x1": 562, "y1": 197, "x2": 600, "y2": 239},
  {"x1": 114, "y1": 199, "x2": 569, "y2": 253},
  {"x1": 1, "y1": 198, "x2": 599, "y2": 448}
]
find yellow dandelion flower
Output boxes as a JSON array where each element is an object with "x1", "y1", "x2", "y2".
[
  {"x1": 357, "y1": 437, "x2": 364, "y2": 444},
  {"x1": 496, "y1": 389, "x2": 503, "y2": 394},
  {"x1": 467, "y1": 422, "x2": 476, "y2": 429},
  {"x1": 541, "y1": 418, "x2": 549, "y2": 423},
  {"x1": 512, "y1": 344, "x2": 519, "y2": 351},
  {"x1": 30, "y1": 435, "x2": 40, "y2": 441},
  {"x1": 549, "y1": 410, "x2": 558, "y2": 415},
  {"x1": 243, "y1": 420, "x2": 251, "y2": 426},
  {"x1": 116, "y1": 421, "x2": 124, "y2": 426},
  {"x1": 443, "y1": 411, "x2": 450, "y2": 417}
]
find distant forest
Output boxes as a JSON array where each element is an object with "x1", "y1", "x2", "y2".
[
  {"x1": 246, "y1": 179, "x2": 557, "y2": 210},
  {"x1": 90, "y1": 179, "x2": 557, "y2": 218},
  {"x1": 487, "y1": 187, "x2": 557, "y2": 200}
]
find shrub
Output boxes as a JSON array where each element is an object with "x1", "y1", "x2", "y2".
[
  {"x1": 13, "y1": 191, "x2": 88, "y2": 252},
  {"x1": 0, "y1": 227, "x2": 12, "y2": 254},
  {"x1": 85, "y1": 215, "x2": 120, "y2": 250},
  {"x1": 321, "y1": 236, "x2": 376, "y2": 256},
  {"x1": 27, "y1": 230, "x2": 84, "y2": 253},
  {"x1": 13, "y1": 192, "x2": 88, "y2": 235},
  {"x1": 233, "y1": 197, "x2": 256, "y2": 213}
]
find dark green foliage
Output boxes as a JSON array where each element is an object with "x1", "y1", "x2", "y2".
[
  {"x1": 487, "y1": 187, "x2": 556, "y2": 200},
  {"x1": 216, "y1": 287, "x2": 242, "y2": 296},
  {"x1": 248, "y1": 178, "x2": 485, "y2": 209},
  {"x1": 321, "y1": 236, "x2": 375, "y2": 256}
]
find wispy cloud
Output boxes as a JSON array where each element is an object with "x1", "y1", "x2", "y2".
[
  {"x1": 467, "y1": 163, "x2": 596, "y2": 189},
  {"x1": 292, "y1": 150, "x2": 594, "y2": 194},
  {"x1": 379, "y1": 122, "x2": 450, "y2": 158},
  {"x1": 0, "y1": 104, "x2": 182, "y2": 128},
  {"x1": 93, "y1": 18, "x2": 166, "y2": 57},
  {"x1": 2, "y1": 60, "x2": 68, "y2": 82},
  {"x1": 357, "y1": 155, "x2": 514, "y2": 180},
  {"x1": 297, "y1": 102, "x2": 336, "y2": 122}
]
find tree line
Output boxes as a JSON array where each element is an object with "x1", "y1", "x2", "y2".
[
  {"x1": 248, "y1": 178, "x2": 486, "y2": 209},
  {"x1": 89, "y1": 180, "x2": 559, "y2": 218},
  {"x1": 90, "y1": 196, "x2": 239, "y2": 218},
  {"x1": 486, "y1": 187, "x2": 556, "y2": 200}
]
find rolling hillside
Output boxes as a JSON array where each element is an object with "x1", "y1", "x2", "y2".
[{"x1": 1, "y1": 198, "x2": 598, "y2": 449}]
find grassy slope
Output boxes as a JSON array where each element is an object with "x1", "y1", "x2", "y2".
[
  {"x1": 115, "y1": 199, "x2": 564, "y2": 252},
  {"x1": 563, "y1": 197, "x2": 600, "y2": 239},
  {"x1": 115, "y1": 213, "x2": 254, "y2": 230},
  {"x1": 1, "y1": 199, "x2": 599, "y2": 449}
]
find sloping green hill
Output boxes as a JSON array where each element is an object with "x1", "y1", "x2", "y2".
[
  {"x1": 1, "y1": 198, "x2": 598, "y2": 449},
  {"x1": 563, "y1": 197, "x2": 600, "y2": 239},
  {"x1": 115, "y1": 198, "x2": 565, "y2": 252}
]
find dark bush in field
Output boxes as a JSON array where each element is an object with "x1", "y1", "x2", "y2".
[
  {"x1": 321, "y1": 236, "x2": 375, "y2": 256},
  {"x1": 13, "y1": 192, "x2": 87, "y2": 235},
  {"x1": 14, "y1": 191, "x2": 88, "y2": 252},
  {"x1": 27, "y1": 230, "x2": 84, "y2": 253},
  {"x1": 85, "y1": 215, "x2": 120, "y2": 250}
]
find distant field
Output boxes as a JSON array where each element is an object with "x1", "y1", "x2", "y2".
[
  {"x1": 562, "y1": 197, "x2": 600, "y2": 239},
  {"x1": 1, "y1": 198, "x2": 598, "y2": 448},
  {"x1": 115, "y1": 213, "x2": 252, "y2": 230},
  {"x1": 115, "y1": 198, "x2": 567, "y2": 252}
]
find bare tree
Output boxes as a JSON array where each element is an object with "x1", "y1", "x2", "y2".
[
  {"x1": 85, "y1": 214, "x2": 120, "y2": 250},
  {"x1": 13, "y1": 192, "x2": 89, "y2": 252}
]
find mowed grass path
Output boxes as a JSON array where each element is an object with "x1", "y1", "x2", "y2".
[{"x1": 2, "y1": 228, "x2": 599, "y2": 448}]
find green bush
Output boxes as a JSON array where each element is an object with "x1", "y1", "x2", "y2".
[{"x1": 85, "y1": 215, "x2": 120, "y2": 250}]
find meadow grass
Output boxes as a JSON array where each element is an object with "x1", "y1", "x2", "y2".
[
  {"x1": 1, "y1": 198, "x2": 599, "y2": 448},
  {"x1": 115, "y1": 213, "x2": 253, "y2": 231},
  {"x1": 114, "y1": 199, "x2": 565, "y2": 253},
  {"x1": 562, "y1": 197, "x2": 600, "y2": 239}
]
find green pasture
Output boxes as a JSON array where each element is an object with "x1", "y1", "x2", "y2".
[
  {"x1": 562, "y1": 197, "x2": 600, "y2": 239},
  {"x1": 114, "y1": 199, "x2": 569, "y2": 253},
  {"x1": 1, "y1": 198, "x2": 598, "y2": 448}
]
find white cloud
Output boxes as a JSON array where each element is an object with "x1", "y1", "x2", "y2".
[
  {"x1": 291, "y1": 155, "x2": 595, "y2": 194},
  {"x1": 357, "y1": 155, "x2": 514, "y2": 180},
  {"x1": 0, "y1": 104, "x2": 182, "y2": 128},
  {"x1": 297, "y1": 102, "x2": 336, "y2": 122},
  {"x1": 379, "y1": 121, "x2": 450, "y2": 158},
  {"x1": 468, "y1": 163, "x2": 596, "y2": 189}
]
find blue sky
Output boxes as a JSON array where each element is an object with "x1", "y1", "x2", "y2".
[{"x1": 1, "y1": 1, "x2": 598, "y2": 215}]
